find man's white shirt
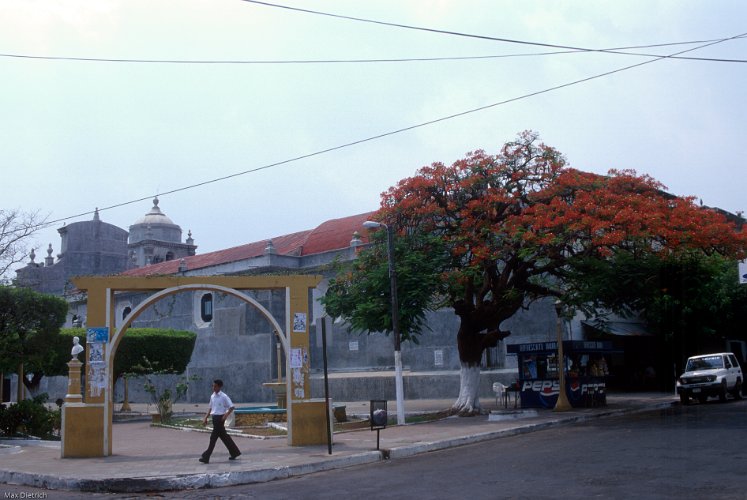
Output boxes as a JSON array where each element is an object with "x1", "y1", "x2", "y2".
[{"x1": 209, "y1": 391, "x2": 234, "y2": 415}]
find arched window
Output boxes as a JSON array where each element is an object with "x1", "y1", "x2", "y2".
[
  {"x1": 165, "y1": 251, "x2": 174, "y2": 261},
  {"x1": 201, "y1": 293, "x2": 213, "y2": 323}
]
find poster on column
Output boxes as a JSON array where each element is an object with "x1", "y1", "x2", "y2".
[
  {"x1": 290, "y1": 348, "x2": 307, "y2": 399},
  {"x1": 85, "y1": 328, "x2": 108, "y2": 397},
  {"x1": 88, "y1": 362, "x2": 106, "y2": 397},
  {"x1": 293, "y1": 312, "x2": 307, "y2": 333},
  {"x1": 86, "y1": 327, "x2": 109, "y2": 343}
]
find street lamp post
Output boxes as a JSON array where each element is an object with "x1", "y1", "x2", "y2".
[
  {"x1": 363, "y1": 220, "x2": 406, "y2": 425},
  {"x1": 553, "y1": 300, "x2": 572, "y2": 411}
]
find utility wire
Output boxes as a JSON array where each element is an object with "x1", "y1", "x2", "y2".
[
  {"x1": 3, "y1": 46, "x2": 745, "y2": 65},
  {"x1": 242, "y1": 0, "x2": 746, "y2": 62},
  {"x1": 36, "y1": 31, "x2": 745, "y2": 231},
  {"x1": 2, "y1": 40, "x2": 745, "y2": 65}
]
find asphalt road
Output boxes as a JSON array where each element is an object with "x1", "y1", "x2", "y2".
[{"x1": 3, "y1": 399, "x2": 746, "y2": 499}]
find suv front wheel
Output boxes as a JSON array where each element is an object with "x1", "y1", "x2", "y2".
[
  {"x1": 732, "y1": 379, "x2": 743, "y2": 400},
  {"x1": 719, "y1": 380, "x2": 728, "y2": 403}
]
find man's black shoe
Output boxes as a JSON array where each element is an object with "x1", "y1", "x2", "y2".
[
  {"x1": 229, "y1": 452, "x2": 241, "y2": 460},
  {"x1": 199, "y1": 457, "x2": 209, "y2": 464}
]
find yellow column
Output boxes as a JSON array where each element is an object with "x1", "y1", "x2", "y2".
[
  {"x1": 61, "y1": 284, "x2": 111, "y2": 457},
  {"x1": 287, "y1": 280, "x2": 332, "y2": 446},
  {"x1": 289, "y1": 283, "x2": 311, "y2": 401}
]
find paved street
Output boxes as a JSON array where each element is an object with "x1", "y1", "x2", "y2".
[
  {"x1": 2, "y1": 397, "x2": 745, "y2": 499},
  {"x1": 159, "y1": 398, "x2": 747, "y2": 499}
]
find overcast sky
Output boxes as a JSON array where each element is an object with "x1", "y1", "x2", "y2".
[{"x1": 3, "y1": 0, "x2": 746, "y2": 270}]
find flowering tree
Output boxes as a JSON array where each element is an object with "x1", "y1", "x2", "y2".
[{"x1": 325, "y1": 131, "x2": 747, "y2": 415}]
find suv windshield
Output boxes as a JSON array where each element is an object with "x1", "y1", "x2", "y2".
[{"x1": 685, "y1": 356, "x2": 724, "y2": 371}]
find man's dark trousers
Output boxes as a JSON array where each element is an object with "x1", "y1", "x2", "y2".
[{"x1": 202, "y1": 414, "x2": 240, "y2": 460}]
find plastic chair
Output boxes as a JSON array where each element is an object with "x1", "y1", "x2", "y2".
[{"x1": 493, "y1": 382, "x2": 507, "y2": 408}]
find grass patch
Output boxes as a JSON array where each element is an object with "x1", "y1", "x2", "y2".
[{"x1": 159, "y1": 416, "x2": 287, "y2": 437}]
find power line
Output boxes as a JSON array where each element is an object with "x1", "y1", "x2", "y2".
[
  {"x1": 0, "y1": 50, "x2": 584, "y2": 64},
  {"x1": 36, "y1": 31, "x2": 745, "y2": 231},
  {"x1": 39, "y1": 32, "x2": 744, "y2": 227},
  {"x1": 2, "y1": 3, "x2": 745, "y2": 68},
  {"x1": 242, "y1": 0, "x2": 747, "y2": 63},
  {"x1": 3, "y1": 45, "x2": 745, "y2": 65},
  {"x1": 38, "y1": 33, "x2": 747, "y2": 227}
]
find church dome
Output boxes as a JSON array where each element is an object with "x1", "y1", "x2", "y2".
[
  {"x1": 129, "y1": 197, "x2": 182, "y2": 245},
  {"x1": 132, "y1": 197, "x2": 177, "y2": 227}
]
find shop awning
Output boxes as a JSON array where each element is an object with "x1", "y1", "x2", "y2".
[{"x1": 581, "y1": 320, "x2": 652, "y2": 337}]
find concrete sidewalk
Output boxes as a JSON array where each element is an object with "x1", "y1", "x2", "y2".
[{"x1": 0, "y1": 393, "x2": 677, "y2": 493}]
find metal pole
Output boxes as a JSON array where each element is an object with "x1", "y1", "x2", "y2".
[
  {"x1": 386, "y1": 225, "x2": 406, "y2": 426},
  {"x1": 321, "y1": 317, "x2": 332, "y2": 455},
  {"x1": 554, "y1": 301, "x2": 572, "y2": 411},
  {"x1": 276, "y1": 341, "x2": 282, "y2": 382}
]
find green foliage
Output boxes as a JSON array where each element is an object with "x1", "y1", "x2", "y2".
[
  {"x1": 0, "y1": 286, "x2": 68, "y2": 375},
  {"x1": 567, "y1": 252, "x2": 747, "y2": 354},
  {"x1": 322, "y1": 231, "x2": 449, "y2": 342},
  {"x1": 0, "y1": 393, "x2": 60, "y2": 439},
  {"x1": 56, "y1": 327, "x2": 197, "y2": 382},
  {"x1": 113, "y1": 328, "x2": 197, "y2": 380}
]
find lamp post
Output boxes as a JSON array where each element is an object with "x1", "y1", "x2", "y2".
[
  {"x1": 363, "y1": 220, "x2": 406, "y2": 425},
  {"x1": 553, "y1": 300, "x2": 572, "y2": 411}
]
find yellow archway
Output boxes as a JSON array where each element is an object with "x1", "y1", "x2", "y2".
[{"x1": 62, "y1": 275, "x2": 324, "y2": 458}]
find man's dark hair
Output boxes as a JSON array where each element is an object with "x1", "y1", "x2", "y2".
[{"x1": 213, "y1": 379, "x2": 224, "y2": 387}]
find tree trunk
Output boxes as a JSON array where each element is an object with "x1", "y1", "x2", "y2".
[
  {"x1": 22, "y1": 371, "x2": 42, "y2": 392},
  {"x1": 120, "y1": 377, "x2": 132, "y2": 412},
  {"x1": 17, "y1": 363, "x2": 24, "y2": 401},
  {"x1": 451, "y1": 300, "x2": 512, "y2": 415},
  {"x1": 452, "y1": 363, "x2": 482, "y2": 415},
  {"x1": 451, "y1": 311, "x2": 488, "y2": 416}
]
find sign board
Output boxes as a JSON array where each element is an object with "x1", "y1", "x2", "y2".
[
  {"x1": 739, "y1": 260, "x2": 747, "y2": 285},
  {"x1": 86, "y1": 327, "x2": 109, "y2": 343}
]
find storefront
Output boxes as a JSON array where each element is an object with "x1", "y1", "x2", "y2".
[{"x1": 506, "y1": 341, "x2": 618, "y2": 409}]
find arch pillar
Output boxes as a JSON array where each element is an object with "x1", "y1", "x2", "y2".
[{"x1": 61, "y1": 275, "x2": 323, "y2": 458}]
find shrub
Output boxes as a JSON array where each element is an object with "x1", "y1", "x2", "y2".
[{"x1": 0, "y1": 393, "x2": 60, "y2": 440}]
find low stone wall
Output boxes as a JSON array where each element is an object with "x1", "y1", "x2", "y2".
[
  {"x1": 310, "y1": 368, "x2": 518, "y2": 402},
  {"x1": 35, "y1": 368, "x2": 519, "y2": 405}
]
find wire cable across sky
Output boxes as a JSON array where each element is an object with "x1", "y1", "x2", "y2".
[{"x1": 37, "y1": 29, "x2": 746, "y2": 231}]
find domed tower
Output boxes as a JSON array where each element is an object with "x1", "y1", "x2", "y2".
[
  {"x1": 127, "y1": 197, "x2": 196, "y2": 267},
  {"x1": 15, "y1": 208, "x2": 129, "y2": 295}
]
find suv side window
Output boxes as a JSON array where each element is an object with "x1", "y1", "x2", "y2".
[
  {"x1": 728, "y1": 354, "x2": 740, "y2": 368},
  {"x1": 724, "y1": 356, "x2": 732, "y2": 368}
]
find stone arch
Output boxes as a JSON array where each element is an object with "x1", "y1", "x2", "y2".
[
  {"x1": 62, "y1": 275, "x2": 325, "y2": 458},
  {"x1": 114, "y1": 283, "x2": 287, "y2": 357}
]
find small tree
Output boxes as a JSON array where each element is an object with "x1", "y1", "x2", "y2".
[
  {"x1": 0, "y1": 208, "x2": 46, "y2": 283},
  {"x1": 129, "y1": 356, "x2": 199, "y2": 423},
  {"x1": 0, "y1": 286, "x2": 68, "y2": 398}
]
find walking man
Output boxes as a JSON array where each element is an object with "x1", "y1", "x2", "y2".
[{"x1": 199, "y1": 379, "x2": 241, "y2": 463}]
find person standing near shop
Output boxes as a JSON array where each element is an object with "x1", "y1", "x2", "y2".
[{"x1": 199, "y1": 379, "x2": 241, "y2": 463}]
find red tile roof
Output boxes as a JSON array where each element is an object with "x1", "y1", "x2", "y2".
[{"x1": 122, "y1": 212, "x2": 375, "y2": 276}]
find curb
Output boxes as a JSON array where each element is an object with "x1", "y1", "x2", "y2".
[
  {"x1": 0, "y1": 451, "x2": 384, "y2": 494},
  {"x1": 386, "y1": 400, "x2": 677, "y2": 460},
  {"x1": 0, "y1": 400, "x2": 677, "y2": 493}
]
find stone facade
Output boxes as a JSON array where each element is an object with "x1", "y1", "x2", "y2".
[
  {"x1": 15, "y1": 210, "x2": 129, "y2": 295},
  {"x1": 16, "y1": 204, "x2": 563, "y2": 404}
]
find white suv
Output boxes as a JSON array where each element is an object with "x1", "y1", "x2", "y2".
[{"x1": 677, "y1": 352, "x2": 743, "y2": 405}]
